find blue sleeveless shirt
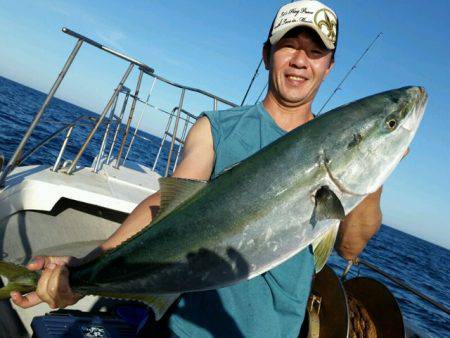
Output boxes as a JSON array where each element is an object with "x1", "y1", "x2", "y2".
[{"x1": 168, "y1": 102, "x2": 314, "y2": 338}]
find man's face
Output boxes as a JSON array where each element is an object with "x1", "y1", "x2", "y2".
[{"x1": 264, "y1": 28, "x2": 334, "y2": 108}]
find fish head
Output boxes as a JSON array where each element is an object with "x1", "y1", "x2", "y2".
[{"x1": 321, "y1": 86, "x2": 427, "y2": 196}]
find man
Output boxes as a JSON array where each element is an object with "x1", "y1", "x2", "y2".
[{"x1": 12, "y1": 1, "x2": 383, "y2": 337}]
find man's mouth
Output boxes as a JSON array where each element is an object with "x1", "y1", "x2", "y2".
[{"x1": 286, "y1": 75, "x2": 307, "y2": 82}]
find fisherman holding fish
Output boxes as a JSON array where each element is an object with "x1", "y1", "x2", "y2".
[{"x1": 12, "y1": 1, "x2": 388, "y2": 336}]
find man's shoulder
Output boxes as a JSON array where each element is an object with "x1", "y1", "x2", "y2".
[{"x1": 201, "y1": 103, "x2": 260, "y2": 124}]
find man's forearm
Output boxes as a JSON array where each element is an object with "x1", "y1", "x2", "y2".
[
  {"x1": 101, "y1": 191, "x2": 161, "y2": 251},
  {"x1": 334, "y1": 187, "x2": 382, "y2": 260},
  {"x1": 80, "y1": 192, "x2": 161, "y2": 263}
]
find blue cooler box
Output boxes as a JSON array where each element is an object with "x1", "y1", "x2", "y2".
[{"x1": 31, "y1": 310, "x2": 138, "y2": 338}]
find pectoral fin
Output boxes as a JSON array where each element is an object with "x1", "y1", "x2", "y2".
[
  {"x1": 313, "y1": 186, "x2": 345, "y2": 222},
  {"x1": 310, "y1": 186, "x2": 345, "y2": 272},
  {"x1": 92, "y1": 290, "x2": 180, "y2": 320},
  {"x1": 312, "y1": 223, "x2": 340, "y2": 273}
]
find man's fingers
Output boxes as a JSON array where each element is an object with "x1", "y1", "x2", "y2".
[
  {"x1": 47, "y1": 266, "x2": 70, "y2": 297},
  {"x1": 46, "y1": 265, "x2": 77, "y2": 309},
  {"x1": 27, "y1": 256, "x2": 73, "y2": 271},
  {"x1": 10, "y1": 291, "x2": 42, "y2": 309},
  {"x1": 15, "y1": 257, "x2": 79, "y2": 310},
  {"x1": 27, "y1": 256, "x2": 77, "y2": 273},
  {"x1": 402, "y1": 147, "x2": 410, "y2": 159},
  {"x1": 35, "y1": 265, "x2": 56, "y2": 308},
  {"x1": 27, "y1": 256, "x2": 46, "y2": 271},
  {"x1": 44, "y1": 256, "x2": 71, "y2": 267}
]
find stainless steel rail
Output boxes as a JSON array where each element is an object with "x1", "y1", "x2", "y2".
[
  {"x1": 106, "y1": 90, "x2": 130, "y2": 164},
  {"x1": 62, "y1": 28, "x2": 236, "y2": 108},
  {"x1": 146, "y1": 73, "x2": 237, "y2": 109},
  {"x1": 165, "y1": 89, "x2": 185, "y2": 177},
  {"x1": 152, "y1": 107, "x2": 178, "y2": 171},
  {"x1": 93, "y1": 94, "x2": 119, "y2": 172},
  {"x1": 142, "y1": 102, "x2": 197, "y2": 123},
  {"x1": 115, "y1": 68, "x2": 144, "y2": 168},
  {"x1": 53, "y1": 125, "x2": 74, "y2": 172},
  {"x1": 2, "y1": 27, "x2": 237, "y2": 183},
  {"x1": 123, "y1": 77, "x2": 157, "y2": 164},
  {"x1": 173, "y1": 114, "x2": 191, "y2": 170},
  {"x1": 62, "y1": 28, "x2": 154, "y2": 74},
  {"x1": 151, "y1": 108, "x2": 194, "y2": 172},
  {"x1": 67, "y1": 63, "x2": 134, "y2": 174},
  {"x1": 15, "y1": 115, "x2": 97, "y2": 167},
  {"x1": 0, "y1": 39, "x2": 83, "y2": 187}
]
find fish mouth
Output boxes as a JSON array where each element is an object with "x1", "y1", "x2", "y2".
[{"x1": 400, "y1": 87, "x2": 427, "y2": 133}]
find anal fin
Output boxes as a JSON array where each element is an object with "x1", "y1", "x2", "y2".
[{"x1": 93, "y1": 290, "x2": 180, "y2": 321}]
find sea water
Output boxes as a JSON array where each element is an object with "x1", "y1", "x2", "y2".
[{"x1": 0, "y1": 76, "x2": 448, "y2": 337}]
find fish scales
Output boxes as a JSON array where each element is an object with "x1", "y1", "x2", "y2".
[{"x1": 71, "y1": 125, "x2": 324, "y2": 293}]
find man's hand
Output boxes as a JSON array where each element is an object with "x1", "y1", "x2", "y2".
[
  {"x1": 335, "y1": 188, "x2": 382, "y2": 260},
  {"x1": 402, "y1": 147, "x2": 409, "y2": 159},
  {"x1": 11, "y1": 256, "x2": 83, "y2": 309}
]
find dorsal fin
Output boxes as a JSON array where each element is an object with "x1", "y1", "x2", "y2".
[
  {"x1": 217, "y1": 161, "x2": 241, "y2": 176},
  {"x1": 155, "y1": 177, "x2": 207, "y2": 222}
]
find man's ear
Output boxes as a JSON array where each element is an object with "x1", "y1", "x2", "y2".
[
  {"x1": 323, "y1": 57, "x2": 334, "y2": 79},
  {"x1": 262, "y1": 44, "x2": 271, "y2": 70}
]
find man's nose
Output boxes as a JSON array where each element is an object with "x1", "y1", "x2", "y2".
[{"x1": 289, "y1": 49, "x2": 308, "y2": 69}]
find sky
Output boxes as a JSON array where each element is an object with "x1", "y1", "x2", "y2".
[{"x1": 0, "y1": 0, "x2": 449, "y2": 248}]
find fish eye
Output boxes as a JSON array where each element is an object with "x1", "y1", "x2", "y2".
[{"x1": 386, "y1": 118, "x2": 398, "y2": 131}]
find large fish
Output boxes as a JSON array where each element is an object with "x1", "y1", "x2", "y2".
[{"x1": 0, "y1": 86, "x2": 427, "y2": 319}]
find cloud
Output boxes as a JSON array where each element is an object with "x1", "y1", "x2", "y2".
[
  {"x1": 42, "y1": 0, "x2": 127, "y2": 50},
  {"x1": 44, "y1": 0, "x2": 71, "y2": 17},
  {"x1": 95, "y1": 30, "x2": 126, "y2": 50}
]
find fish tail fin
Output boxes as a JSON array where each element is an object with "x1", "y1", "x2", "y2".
[
  {"x1": 0, "y1": 261, "x2": 39, "y2": 299},
  {"x1": 92, "y1": 291, "x2": 180, "y2": 321},
  {"x1": 312, "y1": 223, "x2": 340, "y2": 273}
]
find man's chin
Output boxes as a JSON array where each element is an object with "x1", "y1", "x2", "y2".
[{"x1": 279, "y1": 95, "x2": 311, "y2": 107}]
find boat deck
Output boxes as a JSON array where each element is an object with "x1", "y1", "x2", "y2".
[{"x1": 0, "y1": 162, "x2": 160, "y2": 219}]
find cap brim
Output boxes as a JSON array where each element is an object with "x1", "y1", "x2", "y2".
[{"x1": 269, "y1": 22, "x2": 335, "y2": 50}]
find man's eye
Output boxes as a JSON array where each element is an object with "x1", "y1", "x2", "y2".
[{"x1": 311, "y1": 49, "x2": 323, "y2": 54}]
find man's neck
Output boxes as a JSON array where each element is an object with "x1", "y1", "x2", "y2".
[{"x1": 262, "y1": 94, "x2": 315, "y2": 132}]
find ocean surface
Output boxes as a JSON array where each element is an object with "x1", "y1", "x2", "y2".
[{"x1": 0, "y1": 75, "x2": 448, "y2": 337}]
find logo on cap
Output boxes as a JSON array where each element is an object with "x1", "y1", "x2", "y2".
[{"x1": 314, "y1": 8, "x2": 337, "y2": 44}]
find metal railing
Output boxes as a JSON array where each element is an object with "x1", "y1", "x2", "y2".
[
  {"x1": 0, "y1": 27, "x2": 237, "y2": 186},
  {"x1": 151, "y1": 106, "x2": 196, "y2": 175},
  {"x1": 16, "y1": 115, "x2": 98, "y2": 169}
]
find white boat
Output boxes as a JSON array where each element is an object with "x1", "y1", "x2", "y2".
[{"x1": 0, "y1": 27, "x2": 236, "y2": 337}]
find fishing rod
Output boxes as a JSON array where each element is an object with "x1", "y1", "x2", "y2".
[
  {"x1": 241, "y1": 58, "x2": 263, "y2": 106},
  {"x1": 317, "y1": 32, "x2": 383, "y2": 115},
  {"x1": 254, "y1": 83, "x2": 268, "y2": 104},
  {"x1": 344, "y1": 258, "x2": 450, "y2": 316}
]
